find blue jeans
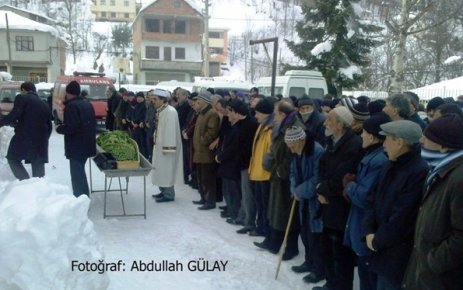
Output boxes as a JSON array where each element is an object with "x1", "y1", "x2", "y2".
[
  {"x1": 70, "y1": 159, "x2": 89, "y2": 197},
  {"x1": 377, "y1": 275, "x2": 401, "y2": 290},
  {"x1": 240, "y1": 170, "x2": 256, "y2": 229}
]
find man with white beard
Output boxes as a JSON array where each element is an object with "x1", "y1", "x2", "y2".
[{"x1": 150, "y1": 89, "x2": 184, "y2": 203}]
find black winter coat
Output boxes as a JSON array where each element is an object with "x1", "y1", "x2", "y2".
[
  {"x1": 56, "y1": 96, "x2": 96, "y2": 160},
  {"x1": 317, "y1": 128, "x2": 362, "y2": 230},
  {"x1": 0, "y1": 92, "x2": 52, "y2": 163},
  {"x1": 403, "y1": 155, "x2": 463, "y2": 290},
  {"x1": 363, "y1": 147, "x2": 428, "y2": 284},
  {"x1": 298, "y1": 110, "x2": 326, "y2": 145},
  {"x1": 176, "y1": 100, "x2": 191, "y2": 129}
]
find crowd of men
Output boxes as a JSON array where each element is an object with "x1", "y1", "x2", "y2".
[{"x1": 1, "y1": 81, "x2": 463, "y2": 290}]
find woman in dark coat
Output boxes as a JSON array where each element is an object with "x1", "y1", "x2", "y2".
[{"x1": 131, "y1": 92, "x2": 147, "y2": 158}]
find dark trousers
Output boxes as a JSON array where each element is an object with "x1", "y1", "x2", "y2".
[
  {"x1": 8, "y1": 159, "x2": 45, "y2": 180},
  {"x1": 266, "y1": 226, "x2": 299, "y2": 254},
  {"x1": 300, "y1": 200, "x2": 326, "y2": 277},
  {"x1": 70, "y1": 158, "x2": 90, "y2": 197},
  {"x1": 197, "y1": 163, "x2": 217, "y2": 206},
  {"x1": 358, "y1": 256, "x2": 377, "y2": 290},
  {"x1": 182, "y1": 139, "x2": 190, "y2": 183},
  {"x1": 222, "y1": 178, "x2": 241, "y2": 219},
  {"x1": 377, "y1": 275, "x2": 401, "y2": 290},
  {"x1": 252, "y1": 180, "x2": 270, "y2": 235},
  {"x1": 133, "y1": 127, "x2": 147, "y2": 158},
  {"x1": 322, "y1": 227, "x2": 356, "y2": 290},
  {"x1": 145, "y1": 128, "x2": 154, "y2": 161}
]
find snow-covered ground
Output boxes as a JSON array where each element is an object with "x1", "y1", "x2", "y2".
[{"x1": 0, "y1": 129, "x2": 361, "y2": 290}]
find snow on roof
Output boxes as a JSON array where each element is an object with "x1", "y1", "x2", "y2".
[
  {"x1": 408, "y1": 76, "x2": 463, "y2": 100},
  {"x1": 0, "y1": 4, "x2": 56, "y2": 24},
  {"x1": 138, "y1": 0, "x2": 202, "y2": 17},
  {"x1": 0, "y1": 11, "x2": 59, "y2": 38}
]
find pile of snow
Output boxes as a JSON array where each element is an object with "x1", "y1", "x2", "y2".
[
  {"x1": 0, "y1": 127, "x2": 15, "y2": 181},
  {"x1": 0, "y1": 179, "x2": 109, "y2": 290},
  {"x1": 0, "y1": 71, "x2": 13, "y2": 81}
]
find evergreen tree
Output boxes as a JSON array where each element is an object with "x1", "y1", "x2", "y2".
[
  {"x1": 112, "y1": 23, "x2": 133, "y2": 56},
  {"x1": 285, "y1": 0, "x2": 382, "y2": 95}
]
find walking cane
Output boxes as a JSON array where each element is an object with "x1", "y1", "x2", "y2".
[{"x1": 275, "y1": 198, "x2": 297, "y2": 280}]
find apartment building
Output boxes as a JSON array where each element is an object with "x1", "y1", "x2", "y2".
[{"x1": 91, "y1": 0, "x2": 138, "y2": 22}]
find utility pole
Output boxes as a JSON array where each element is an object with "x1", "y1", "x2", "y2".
[
  {"x1": 202, "y1": 0, "x2": 210, "y2": 77},
  {"x1": 5, "y1": 13, "x2": 12, "y2": 74}
]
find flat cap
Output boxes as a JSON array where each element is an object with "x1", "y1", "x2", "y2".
[{"x1": 379, "y1": 120, "x2": 422, "y2": 145}]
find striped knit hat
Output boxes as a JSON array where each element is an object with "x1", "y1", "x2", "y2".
[
  {"x1": 341, "y1": 97, "x2": 370, "y2": 121},
  {"x1": 285, "y1": 126, "x2": 306, "y2": 143}
]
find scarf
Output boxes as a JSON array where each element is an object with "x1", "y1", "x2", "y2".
[{"x1": 424, "y1": 148, "x2": 463, "y2": 189}]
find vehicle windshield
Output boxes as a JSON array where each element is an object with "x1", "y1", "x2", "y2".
[
  {"x1": 81, "y1": 84, "x2": 110, "y2": 101},
  {"x1": 0, "y1": 88, "x2": 21, "y2": 103}
]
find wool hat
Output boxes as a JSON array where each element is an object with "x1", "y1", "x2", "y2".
[
  {"x1": 379, "y1": 120, "x2": 422, "y2": 145},
  {"x1": 357, "y1": 95, "x2": 370, "y2": 104},
  {"x1": 66, "y1": 81, "x2": 81, "y2": 96},
  {"x1": 255, "y1": 98, "x2": 274, "y2": 114},
  {"x1": 135, "y1": 92, "x2": 145, "y2": 98},
  {"x1": 192, "y1": 91, "x2": 212, "y2": 104},
  {"x1": 342, "y1": 97, "x2": 370, "y2": 121},
  {"x1": 368, "y1": 99, "x2": 386, "y2": 114},
  {"x1": 362, "y1": 113, "x2": 391, "y2": 139},
  {"x1": 297, "y1": 95, "x2": 314, "y2": 108},
  {"x1": 153, "y1": 88, "x2": 170, "y2": 98},
  {"x1": 332, "y1": 106, "x2": 354, "y2": 127},
  {"x1": 426, "y1": 97, "x2": 445, "y2": 111},
  {"x1": 424, "y1": 113, "x2": 463, "y2": 149},
  {"x1": 285, "y1": 126, "x2": 306, "y2": 143}
]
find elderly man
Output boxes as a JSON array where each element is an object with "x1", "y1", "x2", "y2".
[
  {"x1": 314, "y1": 106, "x2": 363, "y2": 290},
  {"x1": 382, "y1": 94, "x2": 411, "y2": 121},
  {"x1": 403, "y1": 114, "x2": 463, "y2": 290},
  {"x1": 0, "y1": 82, "x2": 52, "y2": 180},
  {"x1": 150, "y1": 89, "x2": 183, "y2": 203},
  {"x1": 192, "y1": 91, "x2": 221, "y2": 210},
  {"x1": 363, "y1": 120, "x2": 429, "y2": 290}
]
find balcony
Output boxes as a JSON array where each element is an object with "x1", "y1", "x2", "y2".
[{"x1": 140, "y1": 59, "x2": 202, "y2": 72}]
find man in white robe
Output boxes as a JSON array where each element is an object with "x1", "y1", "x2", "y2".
[{"x1": 150, "y1": 89, "x2": 184, "y2": 202}]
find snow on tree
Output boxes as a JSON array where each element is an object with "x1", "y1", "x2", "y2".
[{"x1": 285, "y1": 0, "x2": 383, "y2": 95}]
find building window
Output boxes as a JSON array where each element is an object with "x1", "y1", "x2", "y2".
[
  {"x1": 174, "y1": 0, "x2": 181, "y2": 8},
  {"x1": 175, "y1": 20, "x2": 186, "y2": 34},
  {"x1": 124, "y1": 0, "x2": 129, "y2": 6},
  {"x1": 110, "y1": 0, "x2": 115, "y2": 6},
  {"x1": 211, "y1": 47, "x2": 223, "y2": 54},
  {"x1": 146, "y1": 46, "x2": 160, "y2": 59},
  {"x1": 101, "y1": 12, "x2": 107, "y2": 17},
  {"x1": 175, "y1": 47, "x2": 185, "y2": 60},
  {"x1": 100, "y1": 0, "x2": 106, "y2": 5},
  {"x1": 124, "y1": 13, "x2": 129, "y2": 18},
  {"x1": 15, "y1": 36, "x2": 34, "y2": 51},
  {"x1": 164, "y1": 47, "x2": 171, "y2": 61},
  {"x1": 145, "y1": 19, "x2": 160, "y2": 32},
  {"x1": 209, "y1": 32, "x2": 222, "y2": 38},
  {"x1": 111, "y1": 12, "x2": 116, "y2": 18},
  {"x1": 163, "y1": 20, "x2": 172, "y2": 33}
]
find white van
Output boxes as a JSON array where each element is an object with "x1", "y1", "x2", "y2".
[{"x1": 255, "y1": 70, "x2": 327, "y2": 99}]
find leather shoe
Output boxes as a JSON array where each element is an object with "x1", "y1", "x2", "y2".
[
  {"x1": 303, "y1": 272, "x2": 324, "y2": 284},
  {"x1": 220, "y1": 211, "x2": 229, "y2": 218},
  {"x1": 192, "y1": 199, "x2": 205, "y2": 205},
  {"x1": 198, "y1": 204, "x2": 216, "y2": 210},
  {"x1": 226, "y1": 218, "x2": 243, "y2": 225},
  {"x1": 282, "y1": 250, "x2": 299, "y2": 261},
  {"x1": 152, "y1": 192, "x2": 163, "y2": 198},
  {"x1": 248, "y1": 230, "x2": 265, "y2": 237},
  {"x1": 219, "y1": 205, "x2": 227, "y2": 210},
  {"x1": 155, "y1": 196, "x2": 174, "y2": 203},
  {"x1": 236, "y1": 227, "x2": 252, "y2": 234},
  {"x1": 253, "y1": 241, "x2": 269, "y2": 250},
  {"x1": 291, "y1": 262, "x2": 313, "y2": 273}
]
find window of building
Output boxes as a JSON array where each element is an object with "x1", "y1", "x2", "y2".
[
  {"x1": 145, "y1": 19, "x2": 160, "y2": 32},
  {"x1": 174, "y1": 0, "x2": 181, "y2": 8},
  {"x1": 209, "y1": 32, "x2": 222, "y2": 38},
  {"x1": 164, "y1": 47, "x2": 171, "y2": 61},
  {"x1": 110, "y1": 0, "x2": 115, "y2": 6},
  {"x1": 175, "y1": 47, "x2": 185, "y2": 59},
  {"x1": 15, "y1": 36, "x2": 34, "y2": 51},
  {"x1": 111, "y1": 12, "x2": 116, "y2": 18},
  {"x1": 174, "y1": 20, "x2": 186, "y2": 34},
  {"x1": 124, "y1": 13, "x2": 129, "y2": 18},
  {"x1": 210, "y1": 47, "x2": 223, "y2": 54},
  {"x1": 100, "y1": 0, "x2": 106, "y2": 5},
  {"x1": 146, "y1": 46, "x2": 160, "y2": 59},
  {"x1": 163, "y1": 20, "x2": 172, "y2": 33},
  {"x1": 101, "y1": 12, "x2": 107, "y2": 17},
  {"x1": 124, "y1": 0, "x2": 129, "y2": 6}
]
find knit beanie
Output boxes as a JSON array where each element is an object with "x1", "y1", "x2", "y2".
[
  {"x1": 65, "y1": 81, "x2": 81, "y2": 96},
  {"x1": 426, "y1": 97, "x2": 445, "y2": 111},
  {"x1": 332, "y1": 106, "x2": 354, "y2": 127},
  {"x1": 194, "y1": 91, "x2": 212, "y2": 104},
  {"x1": 424, "y1": 114, "x2": 463, "y2": 149},
  {"x1": 297, "y1": 95, "x2": 314, "y2": 108},
  {"x1": 285, "y1": 126, "x2": 306, "y2": 143},
  {"x1": 255, "y1": 98, "x2": 274, "y2": 114},
  {"x1": 342, "y1": 97, "x2": 370, "y2": 121},
  {"x1": 362, "y1": 113, "x2": 391, "y2": 140},
  {"x1": 368, "y1": 99, "x2": 386, "y2": 115}
]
